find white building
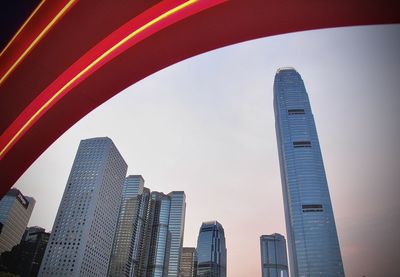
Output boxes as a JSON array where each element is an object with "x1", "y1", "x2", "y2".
[{"x1": 39, "y1": 137, "x2": 127, "y2": 276}]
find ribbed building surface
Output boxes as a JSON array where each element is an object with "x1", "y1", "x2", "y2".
[
  {"x1": 38, "y1": 137, "x2": 127, "y2": 277},
  {"x1": 274, "y1": 68, "x2": 344, "y2": 277}
]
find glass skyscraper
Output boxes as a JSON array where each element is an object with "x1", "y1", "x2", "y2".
[
  {"x1": 274, "y1": 68, "x2": 344, "y2": 276},
  {"x1": 260, "y1": 233, "x2": 288, "y2": 277},
  {"x1": 0, "y1": 188, "x2": 35, "y2": 254},
  {"x1": 166, "y1": 191, "x2": 186, "y2": 277},
  {"x1": 38, "y1": 137, "x2": 128, "y2": 276},
  {"x1": 108, "y1": 175, "x2": 145, "y2": 277},
  {"x1": 137, "y1": 190, "x2": 186, "y2": 277},
  {"x1": 196, "y1": 221, "x2": 226, "y2": 277}
]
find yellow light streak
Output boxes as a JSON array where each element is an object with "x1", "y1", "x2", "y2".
[
  {"x1": 0, "y1": 0, "x2": 77, "y2": 86},
  {"x1": 0, "y1": 0, "x2": 46, "y2": 58},
  {"x1": 0, "y1": 0, "x2": 197, "y2": 159}
]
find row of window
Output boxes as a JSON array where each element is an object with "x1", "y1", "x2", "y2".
[{"x1": 302, "y1": 204, "x2": 323, "y2": 212}]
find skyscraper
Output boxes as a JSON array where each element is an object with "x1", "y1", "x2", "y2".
[
  {"x1": 196, "y1": 221, "x2": 226, "y2": 277},
  {"x1": 181, "y1": 247, "x2": 197, "y2": 277},
  {"x1": 0, "y1": 188, "x2": 35, "y2": 254},
  {"x1": 0, "y1": 226, "x2": 50, "y2": 277},
  {"x1": 138, "y1": 191, "x2": 186, "y2": 277},
  {"x1": 108, "y1": 175, "x2": 145, "y2": 277},
  {"x1": 260, "y1": 233, "x2": 288, "y2": 277},
  {"x1": 166, "y1": 191, "x2": 186, "y2": 277},
  {"x1": 38, "y1": 137, "x2": 128, "y2": 276},
  {"x1": 274, "y1": 68, "x2": 344, "y2": 276},
  {"x1": 144, "y1": 191, "x2": 172, "y2": 277}
]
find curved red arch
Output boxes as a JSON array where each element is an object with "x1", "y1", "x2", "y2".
[{"x1": 0, "y1": 0, "x2": 399, "y2": 197}]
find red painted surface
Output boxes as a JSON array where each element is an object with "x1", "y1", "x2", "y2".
[{"x1": 0, "y1": 0, "x2": 399, "y2": 197}]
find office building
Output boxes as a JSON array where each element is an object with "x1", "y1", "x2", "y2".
[
  {"x1": 196, "y1": 221, "x2": 226, "y2": 277},
  {"x1": 273, "y1": 68, "x2": 344, "y2": 276},
  {"x1": 181, "y1": 247, "x2": 197, "y2": 277},
  {"x1": 0, "y1": 226, "x2": 50, "y2": 277},
  {"x1": 108, "y1": 175, "x2": 145, "y2": 277},
  {"x1": 166, "y1": 191, "x2": 186, "y2": 277},
  {"x1": 137, "y1": 190, "x2": 186, "y2": 277},
  {"x1": 38, "y1": 137, "x2": 128, "y2": 276},
  {"x1": 260, "y1": 233, "x2": 288, "y2": 277},
  {"x1": 0, "y1": 188, "x2": 35, "y2": 253}
]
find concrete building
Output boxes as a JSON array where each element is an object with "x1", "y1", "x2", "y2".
[
  {"x1": 0, "y1": 188, "x2": 35, "y2": 254},
  {"x1": 38, "y1": 137, "x2": 127, "y2": 276}
]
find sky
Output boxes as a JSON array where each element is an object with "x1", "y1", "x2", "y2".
[{"x1": 13, "y1": 24, "x2": 400, "y2": 276}]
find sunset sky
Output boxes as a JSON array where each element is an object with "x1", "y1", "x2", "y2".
[{"x1": 14, "y1": 24, "x2": 400, "y2": 276}]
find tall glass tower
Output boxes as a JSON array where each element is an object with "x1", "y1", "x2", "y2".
[
  {"x1": 260, "y1": 233, "x2": 288, "y2": 277},
  {"x1": 274, "y1": 68, "x2": 344, "y2": 277},
  {"x1": 108, "y1": 175, "x2": 145, "y2": 277},
  {"x1": 196, "y1": 221, "x2": 226, "y2": 277},
  {"x1": 139, "y1": 191, "x2": 186, "y2": 277},
  {"x1": 167, "y1": 191, "x2": 186, "y2": 277}
]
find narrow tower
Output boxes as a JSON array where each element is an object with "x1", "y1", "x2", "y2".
[{"x1": 273, "y1": 68, "x2": 344, "y2": 276}]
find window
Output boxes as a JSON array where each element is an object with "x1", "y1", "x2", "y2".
[
  {"x1": 302, "y1": 204, "x2": 323, "y2": 212},
  {"x1": 288, "y1": 108, "x2": 305, "y2": 115},
  {"x1": 293, "y1": 141, "x2": 311, "y2": 148}
]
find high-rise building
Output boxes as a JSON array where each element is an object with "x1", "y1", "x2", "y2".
[
  {"x1": 196, "y1": 221, "x2": 226, "y2": 277},
  {"x1": 137, "y1": 190, "x2": 186, "y2": 277},
  {"x1": 260, "y1": 233, "x2": 288, "y2": 277},
  {"x1": 181, "y1": 247, "x2": 197, "y2": 277},
  {"x1": 0, "y1": 226, "x2": 50, "y2": 277},
  {"x1": 144, "y1": 191, "x2": 172, "y2": 277},
  {"x1": 0, "y1": 188, "x2": 35, "y2": 253},
  {"x1": 108, "y1": 175, "x2": 145, "y2": 277},
  {"x1": 167, "y1": 191, "x2": 186, "y2": 277},
  {"x1": 273, "y1": 68, "x2": 344, "y2": 276},
  {"x1": 131, "y1": 187, "x2": 151, "y2": 276},
  {"x1": 38, "y1": 137, "x2": 128, "y2": 276}
]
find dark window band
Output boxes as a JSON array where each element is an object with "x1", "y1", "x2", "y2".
[
  {"x1": 293, "y1": 141, "x2": 311, "y2": 148},
  {"x1": 302, "y1": 204, "x2": 323, "y2": 212},
  {"x1": 288, "y1": 109, "x2": 305, "y2": 115}
]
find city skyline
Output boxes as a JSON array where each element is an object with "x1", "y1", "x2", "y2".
[{"x1": 13, "y1": 25, "x2": 400, "y2": 276}]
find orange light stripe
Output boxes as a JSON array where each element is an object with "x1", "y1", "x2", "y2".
[
  {"x1": 0, "y1": 0, "x2": 46, "y2": 58},
  {"x1": 0, "y1": 0, "x2": 198, "y2": 159},
  {"x1": 0, "y1": 0, "x2": 77, "y2": 86}
]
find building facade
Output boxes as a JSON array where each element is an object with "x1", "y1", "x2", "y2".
[
  {"x1": 181, "y1": 247, "x2": 197, "y2": 277},
  {"x1": 108, "y1": 175, "x2": 145, "y2": 277},
  {"x1": 166, "y1": 191, "x2": 186, "y2": 277},
  {"x1": 260, "y1": 233, "x2": 288, "y2": 277},
  {"x1": 0, "y1": 188, "x2": 35, "y2": 254},
  {"x1": 0, "y1": 226, "x2": 50, "y2": 277},
  {"x1": 38, "y1": 137, "x2": 128, "y2": 276},
  {"x1": 133, "y1": 190, "x2": 186, "y2": 277},
  {"x1": 273, "y1": 68, "x2": 344, "y2": 276},
  {"x1": 196, "y1": 221, "x2": 226, "y2": 277}
]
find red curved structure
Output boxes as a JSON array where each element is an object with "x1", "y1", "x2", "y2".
[{"x1": 0, "y1": 0, "x2": 399, "y2": 197}]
